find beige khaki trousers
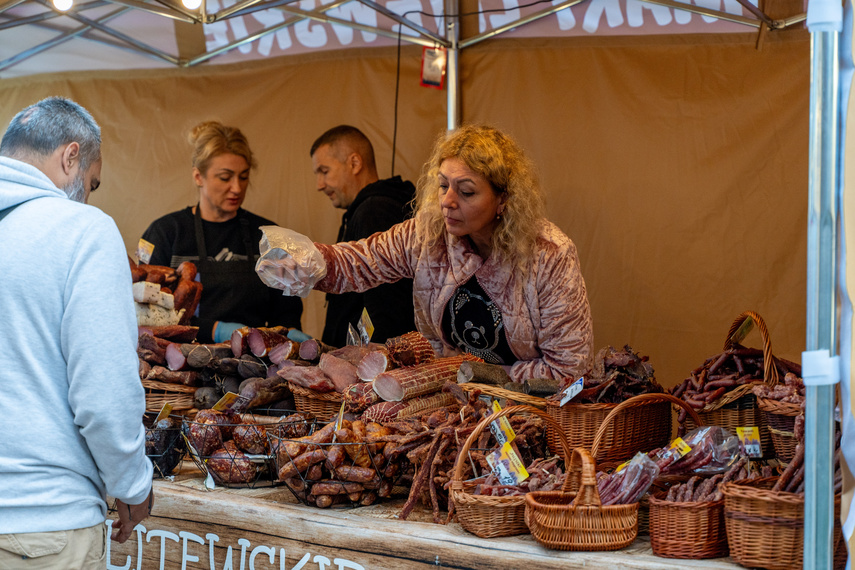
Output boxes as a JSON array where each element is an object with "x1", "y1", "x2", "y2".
[{"x1": 0, "y1": 523, "x2": 106, "y2": 570}]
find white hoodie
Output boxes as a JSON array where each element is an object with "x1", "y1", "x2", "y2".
[{"x1": 0, "y1": 157, "x2": 152, "y2": 533}]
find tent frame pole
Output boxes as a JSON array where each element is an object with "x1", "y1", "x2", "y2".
[
  {"x1": 445, "y1": 0, "x2": 459, "y2": 131},
  {"x1": 804, "y1": 27, "x2": 839, "y2": 570}
]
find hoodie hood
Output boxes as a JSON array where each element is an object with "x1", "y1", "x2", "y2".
[
  {"x1": 346, "y1": 175, "x2": 415, "y2": 219},
  {"x1": 0, "y1": 157, "x2": 66, "y2": 211}
]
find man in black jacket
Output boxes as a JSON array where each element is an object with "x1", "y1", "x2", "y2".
[{"x1": 311, "y1": 125, "x2": 416, "y2": 346}]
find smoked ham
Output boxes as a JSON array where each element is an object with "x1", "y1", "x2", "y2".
[{"x1": 373, "y1": 355, "x2": 481, "y2": 401}]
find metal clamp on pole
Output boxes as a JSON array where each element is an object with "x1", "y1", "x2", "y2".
[
  {"x1": 802, "y1": 349, "x2": 841, "y2": 386},
  {"x1": 807, "y1": 0, "x2": 843, "y2": 32}
]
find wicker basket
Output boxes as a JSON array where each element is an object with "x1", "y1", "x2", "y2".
[
  {"x1": 545, "y1": 392, "x2": 684, "y2": 465},
  {"x1": 449, "y1": 404, "x2": 570, "y2": 538},
  {"x1": 681, "y1": 310, "x2": 781, "y2": 458},
  {"x1": 289, "y1": 384, "x2": 343, "y2": 421},
  {"x1": 460, "y1": 383, "x2": 548, "y2": 409},
  {"x1": 757, "y1": 396, "x2": 801, "y2": 463},
  {"x1": 524, "y1": 447, "x2": 638, "y2": 551},
  {"x1": 723, "y1": 477, "x2": 841, "y2": 570},
  {"x1": 648, "y1": 491, "x2": 727, "y2": 559},
  {"x1": 142, "y1": 379, "x2": 196, "y2": 413}
]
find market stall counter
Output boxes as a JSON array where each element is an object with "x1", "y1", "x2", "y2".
[{"x1": 106, "y1": 465, "x2": 743, "y2": 570}]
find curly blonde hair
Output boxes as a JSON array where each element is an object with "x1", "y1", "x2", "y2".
[
  {"x1": 189, "y1": 120, "x2": 257, "y2": 175},
  {"x1": 414, "y1": 125, "x2": 545, "y2": 265}
]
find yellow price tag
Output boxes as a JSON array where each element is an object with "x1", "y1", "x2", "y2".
[
  {"x1": 489, "y1": 400, "x2": 516, "y2": 446},
  {"x1": 668, "y1": 437, "x2": 692, "y2": 458}
]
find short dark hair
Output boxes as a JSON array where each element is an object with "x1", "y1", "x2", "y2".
[
  {"x1": 310, "y1": 125, "x2": 376, "y2": 171},
  {"x1": 0, "y1": 97, "x2": 101, "y2": 172}
]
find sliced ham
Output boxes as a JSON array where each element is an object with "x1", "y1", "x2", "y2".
[
  {"x1": 298, "y1": 338, "x2": 337, "y2": 362},
  {"x1": 356, "y1": 350, "x2": 394, "y2": 382},
  {"x1": 248, "y1": 328, "x2": 289, "y2": 358}
]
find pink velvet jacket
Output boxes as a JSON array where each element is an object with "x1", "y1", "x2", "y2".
[{"x1": 314, "y1": 215, "x2": 593, "y2": 382}]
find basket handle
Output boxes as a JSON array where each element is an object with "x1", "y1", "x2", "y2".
[
  {"x1": 562, "y1": 447, "x2": 602, "y2": 506},
  {"x1": 590, "y1": 392, "x2": 704, "y2": 460},
  {"x1": 450, "y1": 404, "x2": 572, "y2": 490},
  {"x1": 723, "y1": 310, "x2": 780, "y2": 387}
]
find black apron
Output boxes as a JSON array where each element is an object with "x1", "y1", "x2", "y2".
[{"x1": 193, "y1": 205, "x2": 270, "y2": 331}]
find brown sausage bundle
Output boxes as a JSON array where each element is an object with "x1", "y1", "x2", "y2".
[{"x1": 385, "y1": 331, "x2": 435, "y2": 367}]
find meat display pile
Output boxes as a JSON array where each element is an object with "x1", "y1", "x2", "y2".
[
  {"x1": 752, "y1": 372, "x2": 806, "y2": 406},
  {"x1": 551, "y1": 345, "x2": 663, "y2": 404},
  {"x1": 659, "y1": 458, "x2": 773, "y2": 503},
  {"x1": 130, "y1": 259, "x2": 202, "y2": 327},
  {"x1": 183, "y1": 409, "x2": 314, "y2": 486}
]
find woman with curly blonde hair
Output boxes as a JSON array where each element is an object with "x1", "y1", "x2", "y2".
[{"x1": 260, "y1": 125, "x2": 593, "y2": 382}]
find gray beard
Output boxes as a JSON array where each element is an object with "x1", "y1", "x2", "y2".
[{"x1": 63, "y1": 171, "x2": 86, "y2": 203}]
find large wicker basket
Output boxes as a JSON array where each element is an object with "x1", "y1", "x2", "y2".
[
  {"x1": 681, "y1": 310, "x2": 780, "y2": 458},
  {"x1": 648, "y1": 491, "x2": 727, "y2": 559},
  {"x1": 722, "y1": 477, "x2": 841, "y2": 570},
  {"x1": 545, "y1": 392, "x2": 674, "y2": 465},
  {"x1": 449, "y1": 404, "x2": 570, "y2": 538},
  {"x1": 524, "y1": 447, "x2": 638, "y2": 551}
]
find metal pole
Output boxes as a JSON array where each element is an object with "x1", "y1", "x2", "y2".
[
  {"x1": 445, "y1": 0, "x2": 459, "y2": 131},
  {"x1": 804, "y1": 26, "x2": 839, "y2": 570}
]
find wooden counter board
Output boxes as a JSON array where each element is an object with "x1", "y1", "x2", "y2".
[{"x1": 107, "y1": 469, "x2": 744, "y2": 570}]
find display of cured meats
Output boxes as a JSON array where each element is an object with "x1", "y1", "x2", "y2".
[
  {"x1": 182, "y1": 409, "x2": 315, "y2": 487},
  {"x1": 130, "y1": 258, "x2": 201, "y2": 327}
]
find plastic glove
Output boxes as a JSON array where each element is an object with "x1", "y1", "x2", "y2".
[
  {"x1": 255, "y1": 225, "x2": 327, "y2": 298},
  {"x1": 213, "y1": 321, "x2": 244, "y2": 343},
  {"x1": 287, "y1": 328, "x2": 312, "y2": 342}
]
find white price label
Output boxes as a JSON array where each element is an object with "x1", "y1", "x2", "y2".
[{"x1": 559, "y1": 377, "x2": 585, "y2": 406}]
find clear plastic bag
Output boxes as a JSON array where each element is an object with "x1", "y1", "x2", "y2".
[
  {"x1": 657, "y1": 426, "x2": 741, "y2": 476},
  {"x1": 255, "y1": 226, "x2": 327, "y2": 298},
  {"x1": 602, "y1": 452, "x2": 660, "y2": 505}
]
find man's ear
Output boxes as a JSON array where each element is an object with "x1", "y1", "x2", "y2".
[
  {"x1": 60, "y1": 142, "x2": 80, "y2": 176},
  {"x1": 348, "y1": 152, "x2": 363, "y2": 176}
]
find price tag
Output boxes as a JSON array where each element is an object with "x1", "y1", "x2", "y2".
[
  {"x1": 668, "y1": 437, "x2": 692, "y2": 458},
  {"x1": 728, "y1": 316, "x2": 754, "y2": 347},
  {"x1": 212, "y1": 391, "x2": 250, "y2": 413},
  {"x1": 736, "y1": 427, "x2": 762, "y2": 458},
  {"x1": 489, "y1": 401, "x2": 516, "y2": 446},
  {"x1": 358, "y1": 309, "x2": 374, "y2": 345},
  {"x1": 136, "y1": 238, "x2": 154, "y2": 264},
  {"x1": 153, "y1": 403, "x2": 173, "y2": 424},
  {"x1": 346, "y1": 323, "x2": 361, "y2": 347},
  {"x1": 559, "y1": 377, "x2": 585, "y2": 406},
  {"x1": 485, "y1": 441, "x2": 529, "y2": 486}
]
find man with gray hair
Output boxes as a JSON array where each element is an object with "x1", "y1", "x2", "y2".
[{"x1": 0, "y1": 97, "x2": 153, "y2": 567}]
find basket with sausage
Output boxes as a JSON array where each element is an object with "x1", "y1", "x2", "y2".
[
  {"x1": 182, "y1": 409, "x2": 316, "y2": 488},
  {"x1": 270, "y1": 418, "x2": 399, "y2": 508},
  {"x1": 670, "y1": 311, "x2": 800, "y2": 457}
]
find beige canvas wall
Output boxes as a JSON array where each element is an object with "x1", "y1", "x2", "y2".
[{"x1": 0, "y1": 29, "x2": 809, "y2": 386}]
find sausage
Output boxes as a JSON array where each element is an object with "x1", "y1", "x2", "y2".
[
  {"x1": 373, "y1": 355, "x2": 476, "y2": 401},
  {"x1": 335, "y1": 465, "x2": 378, "y2": 484},
  {"x1": 248, "y1": 328, "x2": 290, "y2": 358},
  {"x1": 325, "y1": 445, "x2": 347, "y2": 470},
  {"x1": 314, "y1": 494, "x2": 334, "y2": 508},
  {"x1": 309, "y1": 481, "x2": 364, "y2": 496},
  {"x1": 278, "y1": 449, "x2": 327, "y2": 480},
  {"x1": 306, "y1": 463, "x2": 324, "y2": 481},
  {"x1": 298, "y1": 338, "x2": 337, "y2": 362},
  {"x1": 703, "y1": 386, "x2": 727, "y2": 403},
  {"x1": 335, "y1": 428, "x2": 372, "y2": 468}
]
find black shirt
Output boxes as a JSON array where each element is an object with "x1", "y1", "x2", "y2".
[
  {"x1": 141, "y1": 206, "x2": 303, "y2": 342},
  {"x1": 322, "y1": 176, "x2": 416, "y2": 347},
  {"x1": 441, "y1": 275, "x2": 517, "y2": 365}
]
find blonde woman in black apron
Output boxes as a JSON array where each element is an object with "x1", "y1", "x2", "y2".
[{"x1": 141, "y1": 121, "x2": 304, "y2": 343}]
